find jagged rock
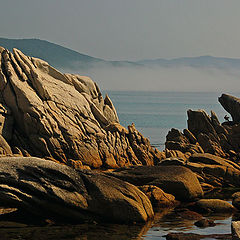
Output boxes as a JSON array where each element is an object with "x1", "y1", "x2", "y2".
[
  {"x1": 0, "y1": 135, "x2": 12, "y2": 156},
  {"x1": 0, "y1": 157, "x2": 154, "y2": 224},
  {"x1": 106, "y1": 166, "x2": 203, "y2": 201},
  {"x1": 165, "y1": 107, "x2": 240, "y2": 159},
  {"x1": 219, "y1": 94, "x2": 240, "y2": 123},
  {"x1": 211, "y1": 110, "x2": 228, "y2": 135},
  {"x1": 187, "y1": 110, "x2": 226, "y2": 157},
  {"x1": 187, "y1": 109, "x2": 218, "y2": 137},
  {"x1": 197, "y1": 133, "x2": 225, "y2": 157},
  {"x1": 0, "y1": 47, "x2": 162, "y2": 168},
  {"x1": 165, "y1": 128, "x2": 204, "y2": 155},
  {"x1": 183, "y1": 129, "x2": 197, "y2": 144}
]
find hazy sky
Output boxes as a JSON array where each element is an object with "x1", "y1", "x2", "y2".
[{"x1": 1, "y1": 0, "x2": 240, "y2": 61}]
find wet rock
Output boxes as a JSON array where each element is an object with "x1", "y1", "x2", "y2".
[
  {"x1": 0, "y1": 157, "x2": 154, "y2": 224},
  {"x1": 106, "y1": 166, "x2": 203, "y2": 201},
  {"x1": 165, "y1": 232, "x2": 202, "y2": 240},
  {"x1": 175, "y1": 208, "x2": 202, "y2": 220},
  {"x1": 194, "y1": 218, "x2": 216, "y2": 228},
  {"x1": 193, "y1": 199, "x2": 236, "y2": 213}
]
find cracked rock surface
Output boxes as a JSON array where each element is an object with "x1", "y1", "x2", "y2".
[{"x1": 0, "y1": 47, "x2": 163, "y2": 168}]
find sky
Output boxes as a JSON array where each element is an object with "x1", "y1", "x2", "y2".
[{"x1": 1, "y1": 0, "x2": 240, "y2": 61}]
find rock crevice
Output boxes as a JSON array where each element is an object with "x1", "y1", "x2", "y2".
[{"x1": 0, "y1": 47, "x2": 162, "y2": 168}]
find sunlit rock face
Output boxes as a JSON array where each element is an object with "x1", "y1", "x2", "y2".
[{"x1": 0, "y1": 47, "x2": 162, "y2": 168}]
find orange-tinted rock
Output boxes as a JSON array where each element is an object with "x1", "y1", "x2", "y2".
[
  {"x1": 0, "y1": 47, "x2": 162, "y2": 169},
  {"x1": 138, "y1": 185, "x2": 177, "y2": 208}
]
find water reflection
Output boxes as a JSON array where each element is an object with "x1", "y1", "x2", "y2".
[
  {"x1": 0, "y1": 221, "x2": 152, "y2": 240},
  {"x1": 145, "y1": 208, "x2": 232, "y2": 240},
  {"x1": 0, "y1": 207, "x2": 233, "y2": 240}
]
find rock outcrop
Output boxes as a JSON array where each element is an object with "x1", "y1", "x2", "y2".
[
  {"x1": 219, "y1": 94, "x2": 240, "y2": 123},
  {"x1": 106, "y1": 166, "x2": 204, "y2": 201},
  {"x1": 0, "y1": 157, "x2": 154, "y2": 224},
  {"x1": 0, "y1": 47, "x2": 163, "y2": 168},
  {"x1": 163, "y1": 93, "x2": 240, "y2": 191},
  {"x1": 165, "y1": 94, "x2": 240, "y2": 161}
]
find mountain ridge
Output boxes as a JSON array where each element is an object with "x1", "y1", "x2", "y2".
[{"x1": 1, "y1": 37, "x2": 240, "y2": 71}]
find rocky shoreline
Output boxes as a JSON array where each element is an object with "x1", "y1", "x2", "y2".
[{"x1": 0, "y1": 47, "x2": 240, "y2": 238}]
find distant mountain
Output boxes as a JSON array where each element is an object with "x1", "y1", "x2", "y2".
[
  {"x1": 0, "y1": 38, "x2": 141, "y2": 71},
  {"x1": 0, "y1": 38, "x2": 107, "y2": 70},
  {"x1": 1, "y1": 38, "x2": 240, "y2": 71},
  {"x1": 137, "y1": 55, "x2": 240, "y2": 69}
]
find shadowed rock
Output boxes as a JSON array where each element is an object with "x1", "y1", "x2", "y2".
[
  {"x1": 106, "y1": 166, "x2": 203, "y2": 201},
  {"x1": 219, "y1": 94, "x2": 240, "y2": 123},
  {"x1": 0, "y1": 157, "x2": 154, "y2": 224},
  {"x1": 192, "y1": 199, "x2": 236, "y2": 213}
]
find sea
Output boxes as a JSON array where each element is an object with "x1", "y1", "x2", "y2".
[{"x1": 105, "y1": 91, "x2": 232, "y2": 150}]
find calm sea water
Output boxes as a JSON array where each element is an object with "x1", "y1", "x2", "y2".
[{"x1": 105, "y1": 91, "x2": 233, "y2": 150}]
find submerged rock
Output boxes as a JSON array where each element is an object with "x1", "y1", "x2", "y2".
[
  {"x1": 0, "y1": 157, "x2": 154, "y2": 224},
  {"x1": 194, "y1": 218, "x2": 216, "y2": 228}
]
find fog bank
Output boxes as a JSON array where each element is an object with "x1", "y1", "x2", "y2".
[{"x1": 62, "y1": 65, "x2": 240, "y2": 93}]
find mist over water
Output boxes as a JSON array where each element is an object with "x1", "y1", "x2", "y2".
[{"x1": 81, "y1": 65, "x2": 240, "y2": 92}]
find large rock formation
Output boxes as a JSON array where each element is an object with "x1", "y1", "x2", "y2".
[
  {"x1": 0, "y1": 157, "x2": 154, "y2": 224},
  {"x1": 0, "y1": 47, "x2": 163, "y2": 168},
  {"x1": 163, "y1": 93, "x2": 240, "y2": 191},
  {"x1": 165, "y1": 94, "x2": 240, "y2": 160}
]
